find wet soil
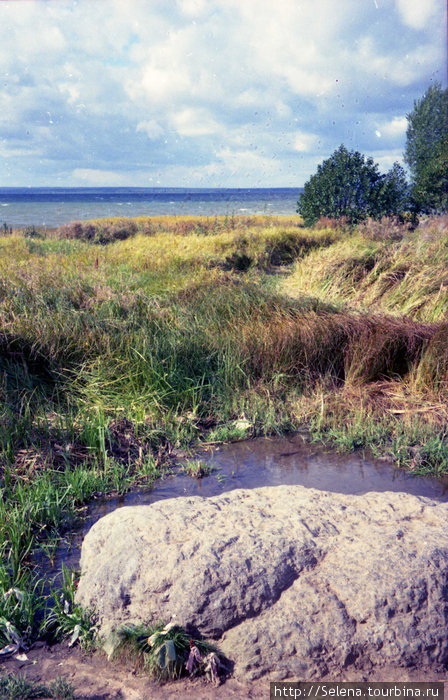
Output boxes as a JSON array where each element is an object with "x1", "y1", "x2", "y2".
[{"x1": 2, "y1": 642, "x2": 447, "y2": 699}]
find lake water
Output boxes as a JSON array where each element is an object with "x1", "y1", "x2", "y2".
[{"x1": 0, "y1": 187, "x2": 302, "y2": 228}]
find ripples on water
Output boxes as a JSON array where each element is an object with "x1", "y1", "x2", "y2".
[{"x1": 0, "y1": 187, "x2": 302, "y2": 227}]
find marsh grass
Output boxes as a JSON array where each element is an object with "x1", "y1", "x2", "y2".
[
  {"x1": 285, "y1": 216, "x2": 448, "y2": 322},
  {"x1": 1, "y1": 214, "x2": 448, "y2": 653},
  {"x1": 183, "y1": 459, "x2": 215, "y2": 478}
]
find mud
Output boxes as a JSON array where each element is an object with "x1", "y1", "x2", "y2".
[{"x1": 2, "y1": 641, "x2": 446, "y2": 699}]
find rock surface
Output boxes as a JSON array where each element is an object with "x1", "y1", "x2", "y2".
[{"x1": 76, "y1": 486, "x2": 448, "y2": 679}]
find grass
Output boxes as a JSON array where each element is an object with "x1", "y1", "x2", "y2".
[
  {"x1": 284, "y1": 215, "x2": 448, "y2": 322},
  {"x1": 0, "y1": 674, "x2": 74, "y2": 700},
  {"x1": 1, "y1": 213, "x2": 448, "y2": 661},
  {"x1": 183, "y1": 459, "x2": 215, "y2": 478},
  {"x1": 41, "y1": 565, "x2": 97, "y2": 651}
]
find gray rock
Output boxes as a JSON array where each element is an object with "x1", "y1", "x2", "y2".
[{"x1": 76, "y1": 486, "x2": 448, "y2": 679}]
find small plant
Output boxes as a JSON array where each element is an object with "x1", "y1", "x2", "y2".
[
  {"x1": 207, "y1": 423, "x2": 250, "y2": 443},
  {"x1": 0, "y1": 673, "x2": 74, "y2": 700},
  {"x1": 111, "y1": 621, "x2": 220, "y2": 682},
  {"x1": 0, "y1": 674, "x2": 47, "y2": 699},
  {"x1": 183, "y1": 459, "x2": 214, "y2": 478},
  {"x1": 0, "y1": 570, "x2": 44, "y2": 653},
  {"x1": 48, "y1": 676, "x2": 75, "y2": 700},
  {"x1": 42, "y1": 565, "x2": 97, "y2": 651}
]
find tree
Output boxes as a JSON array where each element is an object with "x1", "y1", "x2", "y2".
[
  {"x1": 404, "y1": 83, "x2": 448, "y2": 213},
  {"x1": 297, "y1": 145, "x2": 409, "y2": 227},
  {"x1": 381, "y1": 162, "x2": 410, "y2": 216}
]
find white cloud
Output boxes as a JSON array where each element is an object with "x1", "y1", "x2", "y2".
[
  {"x1": 293, "y1": 132, "x2": 319, "y2": 153},
  {"x1": 136, "y1": 120, "x2": 165, "y2": 140},
  {"x1": 395, "y1": 0, "x2": 438, "y2": 30},
  {"x1": 215, "y1": 147, "x2": 284, "y2": 180},
  {"x1": 176, "y1": 0, "x2": 208, "y2": 17},
  {"x1": 0, "y1": 0, "x2": 444, "y2": 186},
  {"x1": 170, "y1": 108, "x2": 220, "y2": 137},
  {"x1": 381, "y1": 116, "x2": 408, "y2": 138},
  {"x1": 72, "y1": 168, "x2": 135, "y2": 186}
]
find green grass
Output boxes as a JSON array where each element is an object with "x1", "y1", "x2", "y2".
[
  {"x1": 0, "y1": 674, "x2": 74, "y2": 700},
  {"x1": 1, "y1": 214, "x2": 448, "y2": 658},
  {"x1": 183, "y1": 459, "x2": 215, "y2": 478},
  {"x1": 41, "y1": 565, "x2": 96, "y2": 651}
]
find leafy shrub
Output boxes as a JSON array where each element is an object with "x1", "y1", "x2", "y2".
[{"x1": 297, "y1": 145, "x2": 410, "y2": 226}]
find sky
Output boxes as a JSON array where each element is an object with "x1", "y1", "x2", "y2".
[{"x1": 0, "y1": 0, "x2": 446, "y2": 188}]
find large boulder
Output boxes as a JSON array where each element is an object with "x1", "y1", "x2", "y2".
[{"x1": 76, "y1": 486, "x2": 448, "y2": 679}]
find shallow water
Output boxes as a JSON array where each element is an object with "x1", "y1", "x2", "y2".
[{"x1": 45, "y1": 434, "x2": 448, "y2": 576}]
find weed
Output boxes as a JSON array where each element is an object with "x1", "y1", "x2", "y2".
[
  {"x1": 0, "y1": 674, "x2": 75, "y2": 700},
  {"x1": 110, "y1": 621, "x2": 220, "y2": 681},
  {"x1": 0, "y1": 674, "x2": 48, "y2": 699},
  {"x1": 183, "y1": 459, "x2": 214, "y2": 478},
  {"x1": 207, "y1": 425, "x2": 249, "y2": 443},
  {"x1": 47, "y1": 677, "x2": 75, "y2": 700},
  {"x1": 41, "y1": 565, "x2": 97, "y2": 651}
]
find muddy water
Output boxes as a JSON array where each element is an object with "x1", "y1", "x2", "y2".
[{"x1": 47, "y1": 434, "x2": 448, "y2": 575}]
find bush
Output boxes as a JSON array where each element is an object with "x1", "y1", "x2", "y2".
[
  {"x1": 57, "y1": 219, "x2": 138, "y2": 244},
  {"x1": 297, "y1": 145, "x2": 409, "y2": 226}
]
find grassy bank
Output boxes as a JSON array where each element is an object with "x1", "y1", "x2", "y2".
[{"x1": 1, "y1": 214, "x2": 448, "y2": 653}]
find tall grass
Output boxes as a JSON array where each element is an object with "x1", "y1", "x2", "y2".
[{"x1": 285, "y1": 216, "x2": 448, "y2": 322}]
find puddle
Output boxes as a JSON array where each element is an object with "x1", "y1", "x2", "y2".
[{"x1": 44, "y1": 434, "x2": 448, "y2": 575}]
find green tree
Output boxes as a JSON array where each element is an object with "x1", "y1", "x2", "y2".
[
  {"x1": 381, "y1": 162, "x2": 410, "y2": 216},
  {"x1": 405, "y1": 83, "x2": 448, "y2": 213},
  {"x1": 297, "y1": 145, "x2": 409, "y2": 226}
]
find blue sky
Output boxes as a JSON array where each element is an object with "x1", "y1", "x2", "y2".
[{"x1": 0, "y1": 0, "x2": 445, "y2": 187}]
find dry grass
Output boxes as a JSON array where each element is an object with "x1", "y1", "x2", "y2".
[{"x1": 284, "y1": 216, "x2": 448, "y2": 322}]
